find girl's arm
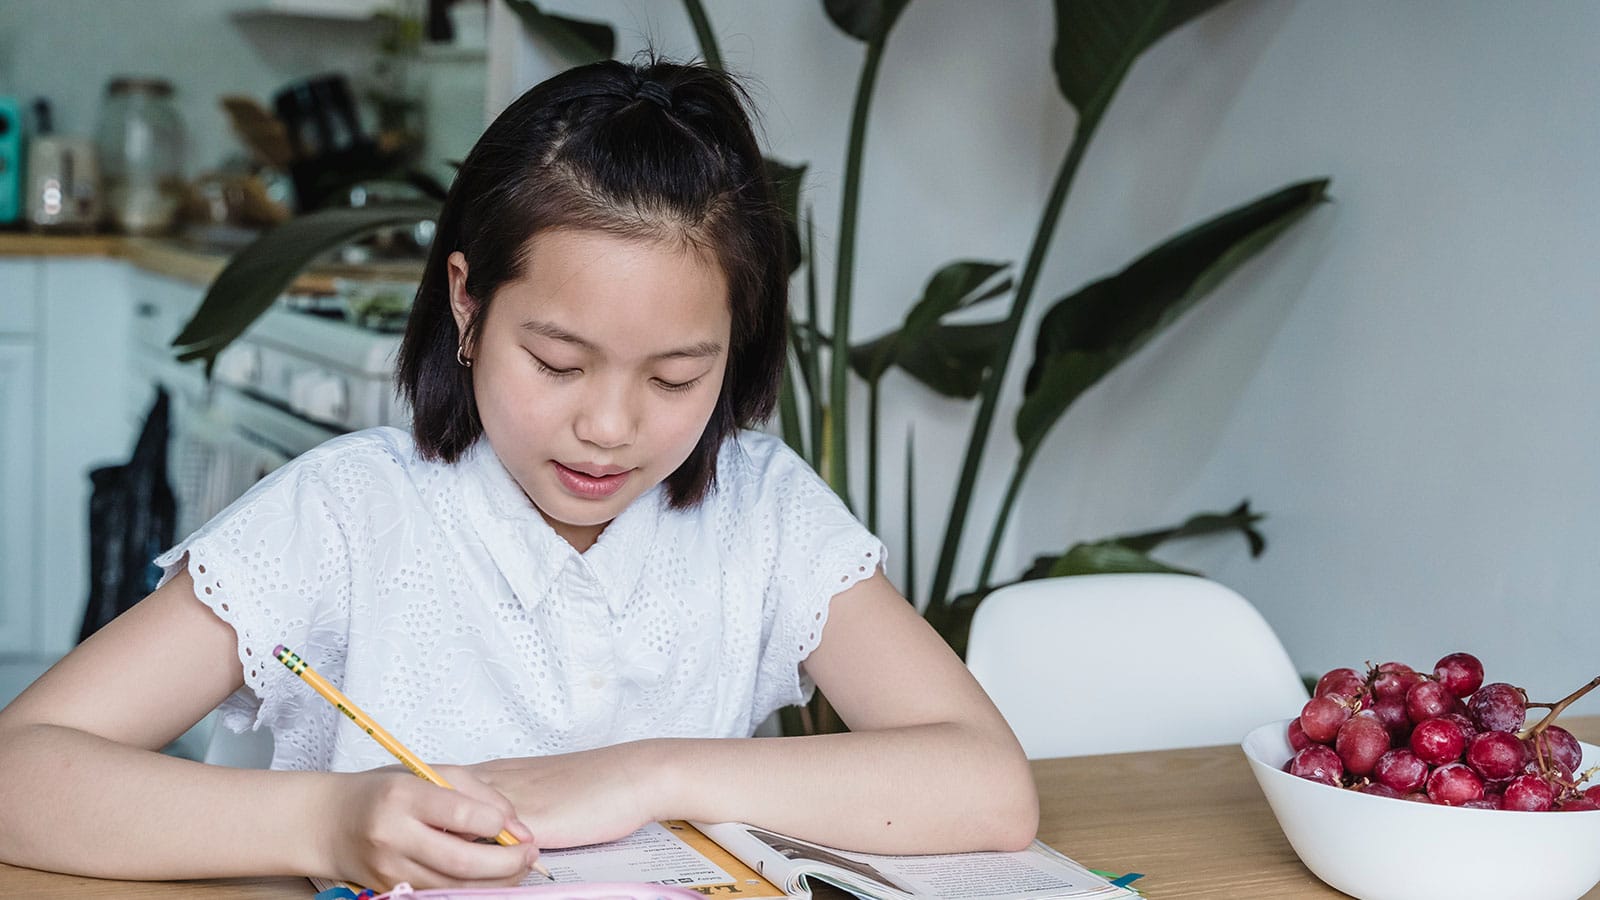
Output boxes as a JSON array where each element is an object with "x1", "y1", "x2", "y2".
[
  {"x1": 0, "y1": 567, "x2": 537, "y2": 887},
  {"x1": 475, "y1": 570, "x2": 1039, "y2": 854}
]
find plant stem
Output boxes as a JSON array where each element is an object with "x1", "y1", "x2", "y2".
[
  {"x1": 976, "y1": 444, "x2": 1037, "y2": 587},
  {"x1": 778, "y1": 343, "x2": 806, "y2": 459},
  {"x1": 681, "y1": 0, "x2": 722, "y2": 71},
  {"x1": 927, "y1": 118, "x2": 1097, "y2": 609},
  {"x1": 804, "y1": 210, "x2": 825, "y2": 471},
  {"x1": 904, "y1": 429, "x2": 917, "y2": 604},
  {"x1": 867, "y1": 380, "x2": 880, "y2": 533},
  {"x1": 828, "y1": 33, "x2": 892, "y2": 512}
]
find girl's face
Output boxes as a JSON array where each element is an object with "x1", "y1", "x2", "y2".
[{"x1": 448, "y1": 228, "x2": 732, "y2": 551}]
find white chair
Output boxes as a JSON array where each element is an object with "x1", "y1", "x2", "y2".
[{"x1": 965, "y1": 573, "x2": 1307, "y2": 759}]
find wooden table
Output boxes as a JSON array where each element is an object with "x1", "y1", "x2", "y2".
[{"x1": 3, "y1": 716, "x2": 1597, "y2": 898}]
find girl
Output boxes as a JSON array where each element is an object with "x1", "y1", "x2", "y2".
[{"x1": 0, "y1": 59, "x2": 1036, "y2": 891}]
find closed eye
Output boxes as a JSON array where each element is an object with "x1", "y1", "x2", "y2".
[
  {"x1": 530, "y1": 353, "x2": 580, "y2": 378},
  {"x1": 654, "y1": 376, "x2": 703, "y2": 393}
]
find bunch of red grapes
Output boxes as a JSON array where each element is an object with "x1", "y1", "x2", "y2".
[{"x1": 1288, "y1": 652, "x2": 1600, "y2": 811}]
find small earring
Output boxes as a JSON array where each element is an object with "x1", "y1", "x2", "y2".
[{"x1": 456, "y1": 343, "x2": 472, "y2": 368}]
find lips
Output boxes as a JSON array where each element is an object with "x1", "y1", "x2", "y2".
[{"x1": 553, "y1": 461, "x2": 632, "y2": 498}]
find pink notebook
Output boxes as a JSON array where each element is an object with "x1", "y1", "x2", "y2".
[{"x1": 371, "y1": 885, "x2": 708, "y2": 900}]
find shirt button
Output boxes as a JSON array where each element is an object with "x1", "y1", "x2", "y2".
[{"x1": 589, "y1": 674, "x2": 606, "y2": 689}]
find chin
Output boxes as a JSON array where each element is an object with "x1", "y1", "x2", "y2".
[
  {"x1": 535, "y1": 494, "x2": 621, "y2": 526},
  {"x1": 539, "y1": 484, "x2": 641, "y2": 525}
]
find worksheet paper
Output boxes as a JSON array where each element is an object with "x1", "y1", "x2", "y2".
[{"x1": 537, "y1": 822, "x2": 735, "y2": 888}]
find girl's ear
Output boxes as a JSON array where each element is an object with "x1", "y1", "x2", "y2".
[{"x1": 446, "y1": 251, "x2": 476, "y2": 340}]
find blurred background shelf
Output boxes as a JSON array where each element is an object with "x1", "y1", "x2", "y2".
[{"x1": 230, "y1": 0, "x2": 397, "y2": 23}]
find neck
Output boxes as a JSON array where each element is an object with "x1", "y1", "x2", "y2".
[{"x1": 544, "y1": 511, "x2": 608, "y2": 553}]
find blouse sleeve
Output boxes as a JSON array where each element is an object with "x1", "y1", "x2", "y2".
[
  {"x1": 153, "y1": 444, "x2": 353, "y2": 740},
  {"x1": 743, "y1": 436, "x2": 888, "y2": 721}
]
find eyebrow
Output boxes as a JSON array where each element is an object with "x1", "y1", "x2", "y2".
[{"x1": 519, "y1": 319, "x2": 724, "y2": 361}]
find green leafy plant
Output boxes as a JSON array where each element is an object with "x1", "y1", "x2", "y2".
[
  {"x1": 173, "y1": 2, "x2": 1329, "y2": 732},
  {"x1": 694, "y1": 1, "x2": 1328, "y2": 656}
]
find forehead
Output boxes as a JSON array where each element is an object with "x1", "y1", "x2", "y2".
[{"x1": 490, "y1": 228, "x2": 732, "y2": 349}]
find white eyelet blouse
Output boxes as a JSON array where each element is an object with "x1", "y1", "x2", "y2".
[{"x1": 156, "y1": 426, "x2": 885, "y2": 773}]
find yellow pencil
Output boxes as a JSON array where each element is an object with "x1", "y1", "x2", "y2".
[{"x1": 273, "y1": 644, "x2": 552, "y2": 879}]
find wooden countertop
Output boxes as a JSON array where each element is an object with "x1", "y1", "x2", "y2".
[
  {"x1": 0, "y1": 231, "x2": 423, "y2": 295},
  {"x1": 2, "y1": 715, "x2": 1596, "y2": 898}
]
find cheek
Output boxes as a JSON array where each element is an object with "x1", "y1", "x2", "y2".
[
  {"x1": 654, "y1": 385, "x2": 725, "y2": 461},
  {"x1": 474, "y1": 365, "x2": 559, "y2": 438}
]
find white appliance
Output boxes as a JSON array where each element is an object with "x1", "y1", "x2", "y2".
[{"x1": 129, "y1": 269, "x2": 408, "y2": 535}]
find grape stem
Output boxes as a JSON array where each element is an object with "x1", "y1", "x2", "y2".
[
  {"x1": 1520, "y1": 675, "x2": 1600, "y2": 740},
  {"x1": 1520, "y1": 675, "x2": 1600, "y2": 795}
]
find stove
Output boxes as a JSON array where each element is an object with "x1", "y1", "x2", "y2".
[
  {"x1": 131, "y1": 269, "x2": 411, "y2": 535},
  {"x1": 211, "y1": 299, "x2": 407, "y2": 433}
]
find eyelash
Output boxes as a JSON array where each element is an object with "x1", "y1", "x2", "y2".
[
  {"x1": 531, "y1": 355, "x2": 701, "y2": 393},
  {"x1": 533, "y1": 359, "x2": 579, "y2": 380},
  {"x1": 654, "y1": 376, "x2": 702, "y2": 393}
]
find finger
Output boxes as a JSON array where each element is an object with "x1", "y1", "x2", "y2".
[
  {"x1": 413, "y1": 783, "x2": 515, "y2": 841},
  {"x1": 404, "y1": 820, "x2": 537, "y2": 884},
  {"x1": 398, "y1": 857, "x2": 532, "y2": 891},
  {"x1": 444, "y1": 773, "x2": 536, "y2": 843}
]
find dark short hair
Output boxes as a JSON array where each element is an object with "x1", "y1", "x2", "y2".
[{"x1": 397, "y1": 58, "x2": 788, "y2": 509}]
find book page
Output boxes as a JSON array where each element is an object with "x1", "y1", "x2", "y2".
[
  {"x1": 538, "y1": 821, "x2": 785, "y2": 896},
  {"x1": 538, "y1": 822, "x2": 734, "y2": 887},
  {"x1": 695, "y1": 822, "x2": 1135, "y2": 900}
]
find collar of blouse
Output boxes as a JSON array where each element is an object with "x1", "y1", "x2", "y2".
[{"x1": 460, "y1": 438, "x2": 663, "y2": 617}]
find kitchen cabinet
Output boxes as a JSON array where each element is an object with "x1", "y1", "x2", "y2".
[
  {"x1": 0, "y1": 259, "x2": 40, "y2": 656},
  {"x1": 39, "y1": 259, "x2": 140, "y2": 654},
  {"x1": 0, "y1": 256, "x2": 138, "y2": 658},
  {"x1": 0, "y1": 341, "x2": 37, "y2": 655}
]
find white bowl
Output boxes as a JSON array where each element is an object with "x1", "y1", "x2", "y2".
[{"x1": 1242, "y1": 718, "x2": 1600, "y2": 900}]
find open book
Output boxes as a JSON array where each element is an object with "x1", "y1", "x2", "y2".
[
  {"x1": 316, "y1": 821, "x2": 1136, "y2": 899},
  {"x1": 689, "y1": 822, "x2": 1135, "y2": 900}
]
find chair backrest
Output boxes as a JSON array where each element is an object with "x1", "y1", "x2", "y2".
[{"x1": 966, "y1": 573, "x2": 1307, "y2": 759}]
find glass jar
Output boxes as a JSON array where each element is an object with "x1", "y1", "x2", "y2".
[{"x1": 95, "y1": 76, "x2": 185, "y2": 235}]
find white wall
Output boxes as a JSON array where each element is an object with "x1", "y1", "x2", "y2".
[
  {"x1": 1045, "y1": 2, "x2": 1600, "y2": 711},
  {"x1": 506, "y1": 0, "x2": 1600, "y2": 714},
  {"x1": 0, "y1": 0, "x2": 386, "y2": 176}
]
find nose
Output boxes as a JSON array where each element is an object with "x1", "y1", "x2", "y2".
[{"x1": 573, "y1": 375, "x2": 637, "y2": 450}]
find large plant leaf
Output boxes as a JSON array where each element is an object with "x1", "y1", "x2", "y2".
[
  {"x1": 1116, "y1": 499, "x2": 1265, "y2": 556},
  {"x1": 504, "y1": 0, "x2": 615, "y2": 64},
  {"x1": 1047, "y1": 540, "x2": 1200, "y2": 577},
  {"x1": 1015, "y1": 178, "x2": 1328, "y2": 452},
  {"x1": 1036, "y1": 501, "x2": 1265, "y2": 577},
  {"x1": 823, "y1": 0, "x2": 913, "y2": 43},
  {"x1": 171, "y1": 203, "x2": 440, "y2": 367},
  {"x1": 1051, "y1": 0, "x2": 1229, "y2": 126},
  {"x1": 851, "y1": 320, "x2": 1010, "y2": 399},
  {"x1": 847, "y1": 261, "x2": 1011, "y2": 384}
]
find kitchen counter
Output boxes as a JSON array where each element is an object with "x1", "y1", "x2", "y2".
[{"x1": 0, "y1": 231, "x2": 423, "y2": 295}]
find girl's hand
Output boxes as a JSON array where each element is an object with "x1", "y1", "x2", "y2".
[
  {"x1": 461, "y1": 743, "x2": 657, "y2": 849},
  {"x1": 320, "y1": 768, "x2": 541, "y2": 890}
]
